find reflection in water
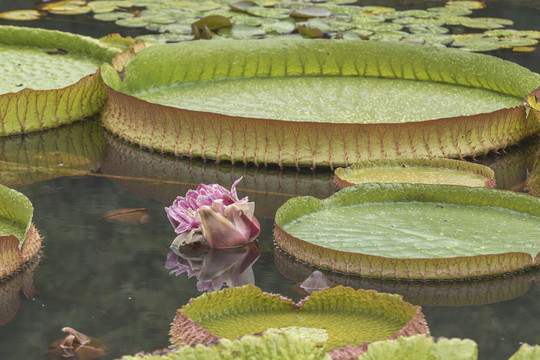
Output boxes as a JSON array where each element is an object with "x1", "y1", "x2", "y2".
[
  {"x1": 166, "y1": 243, "x2": 260, "y2": 292},
  {"x1": 100, "y1": 131, "x2": 336, "y2": 218},
  {"x1": 0, "y1": 259, "x2": 39, "y2": 326},
  {"x1": 476, "y1": 134, "x2": 540, "y2": 192},
  {"x1": 292, "y1": 270, "x2": 335, "y2": 296},
  {"x1": 0, "y1": 119, "x2": 105, "y2": 186},
  {"x1": 275, "y1": 248, "x2": 540, "y2": 307}
]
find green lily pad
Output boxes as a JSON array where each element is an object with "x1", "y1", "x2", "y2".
[
  {"x1": 100, "y1": 40, "x2": 540, "y2": 168},
  {"x1": 334, "y1": 158, "x2": 495, "y2": 189},
  {"x1": 274, "y1": 183, "x2": 540, "y2": 280},
  {"x1": 359, "y1": 335, "x2": 478, "y2": 360},
  {"x1": 121, "y1": 332, "x2": 332, "y2": 360},
  {"x1": 0, "y1": 184, "x2": 42, "y2": 279},
  {"x1": 0, "y1": 25, "x2": 119, "y2": 136},
  {"x1": 509, "y1": 344, "x2": 540, "y2": 360},
  {"x1": 170, "y1": 285, "x2": 428, "y2": 356}
]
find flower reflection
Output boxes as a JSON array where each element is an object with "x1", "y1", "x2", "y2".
[{"x1": 165, "y1": 243, "x2": 260, "y2": 292}]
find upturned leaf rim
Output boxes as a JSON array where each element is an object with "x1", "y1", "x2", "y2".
[{"x1": 274, "y1": 183, "x2": 540, "y2": 280}]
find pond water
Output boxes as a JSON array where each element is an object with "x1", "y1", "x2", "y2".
[{"x1": 0, "y1": 0, "x2": 539, "y2": 359}]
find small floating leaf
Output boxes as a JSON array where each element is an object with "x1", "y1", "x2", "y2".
[
  {"x1": 246, "y1": 6, "x2": 290, "y2": 18},
  {"x1": 409, "y1": 26, "x2": 449, "y2": 34},
  {"x1": 459, "y1": 17, "x2": 513, "y2": 29},
  {"x1": 174, "y1": 0, "x2": 222, "y2": 11},
  {"x1": 363, "y1": 6, "x2": 395, "y2": 14},
  {"x1": 228, "y1": 0, "x2": 259, "y2": 13},
  {"x1": 0, "y1": 10, "x2": 42, "y2": 21},
  {"x1": 513, "y1": 46, "x2": 536, "y2": 53},
  {"x1": 393, "y1": 17, "x2": 446, "y2": 27},
  {"x1": 291, "y1": 6, "x2": 331, "y2": 19},
  {"x1": 446, "y1": 0, "x2": 486, "y2": 10},
  {"x1": 218, "y1": 24, "x2": 265, "y2": 38},
  {"x1": 354, "y1": 22, "x2": 403, "y2": 32},
  {"x1": 93, "y1": 11, "x2": 134, "y2": 21},
  {"x1": 297, "y1": 24, "x2": 323, "y2": 38},
  {"x1": 261, "y1": 18, "x2": 296, "y2": 34},
  {"x1": 135, "y1": 33, "x2": 194, "y2": 43},
  {"x1": 115, "y1": 17, "x2": 148, "y2": 27},
  {"x1": 193, "y1": 15, "x2": 232, "y2": 31},
  {"x1": 499, "y1": 37, "x2": 538, "y2": 49},
  {"x1": 427, "y1": 6, "x2": 472, "y2": 16},
  {"x1": 88, "y1": 0, "x2": 133, "y2": 13}
]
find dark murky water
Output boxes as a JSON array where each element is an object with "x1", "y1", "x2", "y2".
[{"x1": 0, "y1": 1, "x2": 539, "y2": 359}]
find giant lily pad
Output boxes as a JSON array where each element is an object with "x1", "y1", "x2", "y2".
[
  {"x1": 274, "y1": 183, "x2": 540, "y2": 280},
  {"x1": 170, "y1": 285, "x2": 428, "y2": 359},
  {"x1": 0, "y1": 184, "x2": 42, "y2": 279},
  {"x1": 100, "y1": 39, "x2": 540, "y2": 168},
  {"x1": 334, "y1": 158, "x2": 495, "y2": 189},
  {"x1": 0, "y1": 26, "x2": 119, "y2": 136}
]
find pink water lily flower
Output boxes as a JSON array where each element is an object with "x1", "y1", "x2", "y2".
[{"x1": 165, "y1": 178, "x2": 260, "y2": 249}]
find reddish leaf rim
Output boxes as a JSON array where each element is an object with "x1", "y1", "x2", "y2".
[
  {"x1": 274, "y1": 183, "x2": 540, "y2": 280},
  {"x1": 170, "y1": 285, "x2": 429, "y2": 359}
]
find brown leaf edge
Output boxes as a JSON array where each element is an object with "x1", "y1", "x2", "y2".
[
  {"x1": 334, "y1": 158, "x2": 496, "y2": 189},
  {"x1": 169, "y1": 285, "x2": 428, "y2": 359},
  {"x1": 0, "y1": 224, "x2": 42, "y2": 280}
]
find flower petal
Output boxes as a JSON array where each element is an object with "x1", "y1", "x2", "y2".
[{"x1": 199, "y1": 206, "x2": 250, "y2": 249}]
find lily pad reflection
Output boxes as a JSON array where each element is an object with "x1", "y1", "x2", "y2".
[{"x1": 275, "y1": 248, "x2": 540, "y2": 306}]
